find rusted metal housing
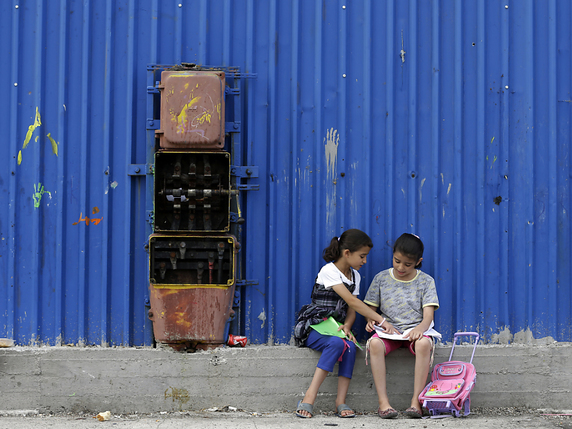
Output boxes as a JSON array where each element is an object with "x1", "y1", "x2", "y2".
[
  {"x1": 148, "y1": 234, "x2": 237, "y2": 350},
  {"x1": 156, "y1": 71, "x2": 225, "y2": 150}
]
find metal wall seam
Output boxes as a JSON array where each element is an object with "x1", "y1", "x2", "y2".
[
  {"x1": 407, "y1": 0, "x2": 417, "y2": 233},
  {"x1": 199, "y1": 0, "x2": 207, "y2": 62},
  {"x1": 100, "y1": 0, "x2": 113, "y2": 346},
  {"x1": 289, "y1": 0, "x2": 299, "y2": 342},
  {"x1": 547, "y1": 0, "x2": 558, "y2": 338},
  {"x1": 431, "y1": 2, "x2": 441, "y2": 320},
  {"x1": 242, "y1": 0, "x2": 255, "y2": 338},
  {"x1": 266, "y1": 0, "x2": 277, "y2": 343},
  {"x1": 362, "y1": 0, "x2": 372, "y2": 247},
  {"x1": 223, "y1": 0, "x2": 231, "y2": 65},
  {"x1": 7, "y1": 0, "x2": 20, "y2": 341},
  {"x1": 524, "y1": 1, "x2": 535, "y2": 333},
  {"x1": 338, "y1": 2, "x2": 347, "y2": 231},
  {"x1": 453, "y1": 1, "x2": 463, "y2": 329},
  {"x1": 313, "y1": 0, "x2": 323, "y2": 289},
  {"x1": 430, "y1": 0, "x2": 440, "y2": 327},
  {"x1": 175, "y1": 1, "x2": 183, "y2": 64},
  {"x1": 31, "y1": 0, "x2": 45, "y2": 343},
  {"x1": 55, "y1": 0, "x2": 69, "y2": 345},
  {"x1": 78, "y1": 0, "x2": 91, "y2": 344},
  {"x1": 500, "y1": 0, "x2": 510, "y2": 327},
  {"x1": 476, "y1": 1, "x2": 486, "y2": 332},
  {"x1": 385, "y1": 0, "x2": 394, "y2": 256},
  {"x1": 122, "y1": 0, "x2": 136, "y2": 346}
]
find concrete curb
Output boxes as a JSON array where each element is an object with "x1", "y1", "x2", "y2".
[{"x1": 1, "y1": 343, "x2": 570, "y2": 413}]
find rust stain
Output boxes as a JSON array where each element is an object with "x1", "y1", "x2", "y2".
[{"x1": 164, "y1": 387, "x2": 190, "y2": 406}]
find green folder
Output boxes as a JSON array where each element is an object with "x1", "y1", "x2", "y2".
[{"x1": 310, "y1": 316, "x2": 364, "y2": 350}]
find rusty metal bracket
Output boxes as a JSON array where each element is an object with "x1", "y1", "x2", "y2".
[
  {"x1": 231, "y1": 165, "x2": 259, "y2": 178},
  {"x1": 235, "y1": 279, "x2": 258, "y2": 287},
  {"x1": 225, "y1": 121, "x2": 241, "y2": 133},
  {"x1": 128, "y1": 164, "x2": 152, "y2": 176},
  {"x1": 146, "y1": 119, "x2": 160, "y2": 130}
]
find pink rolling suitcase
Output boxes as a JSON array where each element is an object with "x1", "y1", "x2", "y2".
[{"x1": 419, "y1": 332, "x2": 479, "y2": 417}]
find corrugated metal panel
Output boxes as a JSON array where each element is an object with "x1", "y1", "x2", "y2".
[{"x1": 0, "y1": 0, "x2": 570, "y2": 346}]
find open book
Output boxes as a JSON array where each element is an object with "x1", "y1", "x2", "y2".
[
  {"x1": 374, "y1": 320, "x2": 441, "y2": 340},
  {"x1": 310, "y1": 316, "x2": 364, "y2": 350}
]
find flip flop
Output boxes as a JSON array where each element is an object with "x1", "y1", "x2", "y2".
[
  {"x1": 296, "y1": 400, "x2": 313, "y2": 418},
  {"x1": 378, "y1": 407, "x2": 398, "y2": 419},
  {"x1": 336, "y1": 404, "x2": 355, "y2": 418},
  {"x1": 404, "y1": 407, "x2": 423, "y2": 418}
]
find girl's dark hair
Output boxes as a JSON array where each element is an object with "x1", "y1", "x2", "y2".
[
  {"x1": 393, "y1": 233, "x2": 424, "y2": 268},
  {"x1": 322, "y1": 229, "x2": 373, "y2": 262}
]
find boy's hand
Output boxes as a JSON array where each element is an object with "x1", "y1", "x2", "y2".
[
  {"x1": 403, "y1": 326, "x2": 424, "y2": 342},
  {"x1": 338, "y1": 324, "x2": 356, "y2": 342}
]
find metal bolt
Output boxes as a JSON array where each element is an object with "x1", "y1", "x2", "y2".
[
  {"x1": 342, "y1": 5, "x2": 346, "y2": 9},
  {"x1": 15, "y1": 5, "x2": 19, "y2": 9},
  {"x1": 13, "y1": 83, "x2": 17, "y2": 87},
  {"x1": 178, "y1": 3, "x2": 182, "y2": 7},
  {"x1": 505, "y1": 5, "x2": 508, "y2": 9},
  {"x1": 342, "y1": 74, "x2": 347, "y2": 78},
  {"x1": 505, "y1": 85, "x2": 509, "y2": 89},
  {"x1": 135, "y1": 168, "x2": 141, "y2": 173}
]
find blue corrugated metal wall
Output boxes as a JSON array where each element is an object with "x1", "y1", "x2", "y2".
[{"x1": 1, "y1": 0, "x2": 570, "y2": 346}]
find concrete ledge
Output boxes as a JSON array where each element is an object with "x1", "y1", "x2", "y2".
[{"x1": 1, "y1": 344, "x2": 570, "y2": 413}]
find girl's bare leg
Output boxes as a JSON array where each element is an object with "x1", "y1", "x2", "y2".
[
  {"x1": 335, "y1": 376, "x2": 354, "y2": 416},
  {"x1": 299, "y1": 367, "x2": 329, "y2": 417},
  {"x1": 411, "y1": 337, "x2": 432, "y2": 410},
  {"x1": 369, "y1": 339, "x2": 393, "y2": 411}
]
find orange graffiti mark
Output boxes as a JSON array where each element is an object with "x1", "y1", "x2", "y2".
[{"x1": 73, "y1": 208, "x2": 103, "y2": 226}]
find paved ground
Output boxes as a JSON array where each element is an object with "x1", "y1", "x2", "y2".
[{"x1": 1, "y1": 408, "x2": 571, "y2": 429}]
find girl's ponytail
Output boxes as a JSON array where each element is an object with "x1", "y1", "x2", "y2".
[
  {"x1": 322, "y1": 229, "x2": 373, "y2": 262},
  {"x1": 322, "y1": 237, "x2": 342, "y2": 262}
]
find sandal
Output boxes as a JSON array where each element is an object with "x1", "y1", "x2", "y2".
[
  {"x1": 336, "y1": 404, "x2": 355, "y2": 418},
  {"x1": 296, "y1": 400, "x2": 313, "y2": 418},
  {"x1": 404, "y1": 406, "x2": 423, "y2": 418},
  {"x1": 378, "y1": 407, "x2": 398, "y2": 419}
]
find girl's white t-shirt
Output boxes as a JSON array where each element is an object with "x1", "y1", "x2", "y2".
[{"x1": 315, "y1": 262, "x2": 361, "y2": 296}]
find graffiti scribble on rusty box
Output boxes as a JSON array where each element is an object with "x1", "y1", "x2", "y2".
[{"x1": 157, "y1": 71, "x2": 225, "y2": 149}]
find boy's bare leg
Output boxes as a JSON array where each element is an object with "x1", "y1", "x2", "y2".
[
  {"x1": 299, "y1": 367, "x2": 329, "y2": 417},
  {"x1": 411, "y1": 337, "x2": 432, "y2": 410},
  {"x1": 369, "y1": 339, "x2": 394, "y2": 411},
  {"x1": 335, "y1": 376, "x2": 354, "y2": 417}
]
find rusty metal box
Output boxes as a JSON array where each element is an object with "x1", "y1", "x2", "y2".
[
  {"x1": 153, "y1": 151, "x2": 231, "y2": 232},
  {"x1": 156, "y1": 70, "x2": 225, "y2": 149},
  {"x1": 148, "y1": 234, "x2": 237, "y2": 351},
  {"x1": 149, "y1": 235, "x2": 236, "y2": 288}
]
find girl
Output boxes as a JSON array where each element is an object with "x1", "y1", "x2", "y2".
[
  {"x1": 294, "y1": 229, "x2": 388, "y2": 419},
  {"x1": 364, "y1": 233, "x2": 440, "y2": 419}
]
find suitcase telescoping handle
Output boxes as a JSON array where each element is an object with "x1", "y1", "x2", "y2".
[{"x1": 449, "y1": 332, "x2": 480, "y2": 364}]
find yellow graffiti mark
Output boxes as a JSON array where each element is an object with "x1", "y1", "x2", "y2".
[
  {"x1": 174, "y1": 96, "x2": 202, "y2": 127},
  {"x1": 183, "y1": 82, "x2": 189, "y2": 90},
  {"x1": 174, "y1": 311, "x2": 192, "y2": 328},
  {"x1": 35, "y1": 136, "x2": 39, "y2": 142},
  {"x1": 164, "y1": 387, "x2": 190, "y2": 405},
  {"x1": 17, "y1": 151, "x2": 22, "y2": 165},
  {"x1": 47, "y1": 133, "x2": 59, "y2": 156},
  {"x1": 195, "y1": 111, "x2": 212, "y2": 125},
  {"x1": 23, "y1": 107, "x2": 42, "y2": 150}
]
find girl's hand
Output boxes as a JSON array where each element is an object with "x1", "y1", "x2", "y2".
[
  {"x1": 380, "y1": 322, "x2": 401, "y2": 335},
  {"x1": 365, "y1": 319, "x2": 377, "y2": 332},
  {"x1": 403, "y1": 326, "x2": 424, "y2": 342},
  {"x1": 338, "y1": 324, "x2": 356, "y2": 342}
]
